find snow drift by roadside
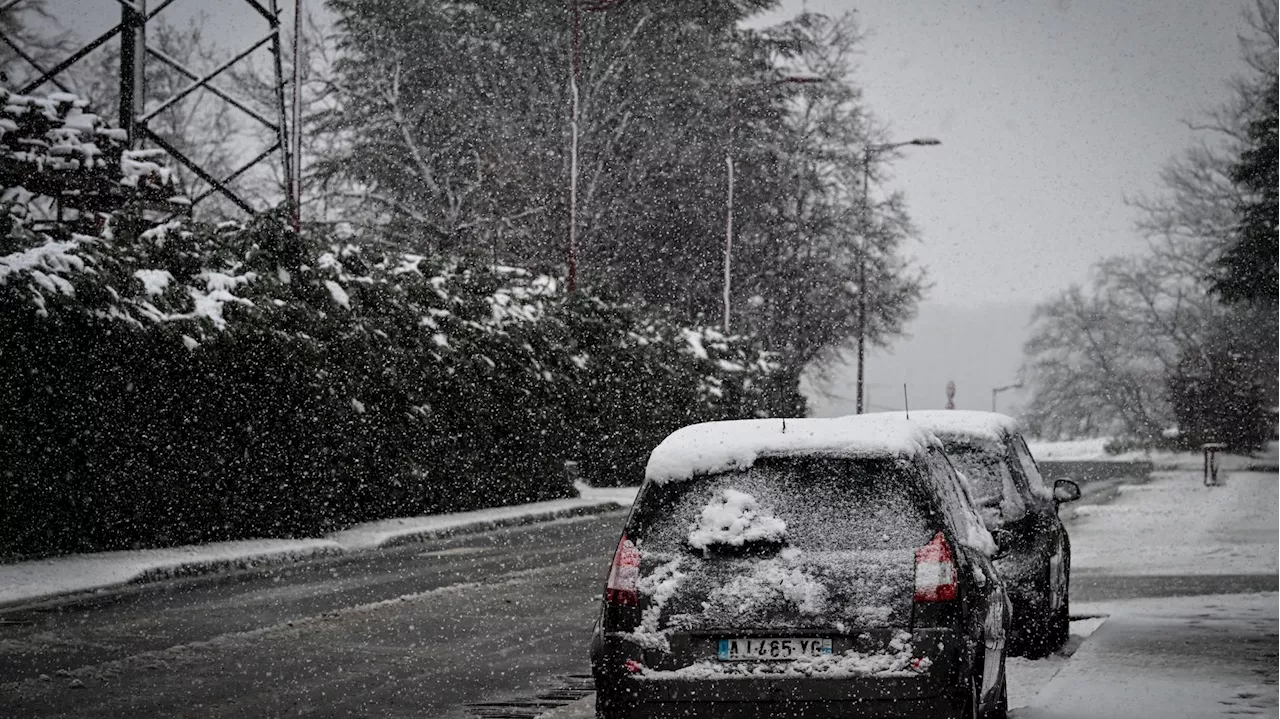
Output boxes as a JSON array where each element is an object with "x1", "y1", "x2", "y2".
[
  {"x1": 0, "y1": 493, "x2": 638, "y2": 608},
  {"x1": 1068, "y1": 469, "x2": 1277, "y2": 576}
]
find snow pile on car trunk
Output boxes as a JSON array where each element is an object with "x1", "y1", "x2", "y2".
[
  {"x1": 645, "y1": 416, "x2": 937, "y2": 484},
  {"x1": 686, "y1": 489, "x2": 787, "y2": 551}
]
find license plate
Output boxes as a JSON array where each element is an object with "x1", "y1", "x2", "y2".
[{"x1": 717, "y1": 637, "x2": 832, "y2": 661}]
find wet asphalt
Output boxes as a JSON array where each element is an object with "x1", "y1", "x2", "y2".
[{"x1": 0, "y1": 478, "x2": 1273, "y2": 718}]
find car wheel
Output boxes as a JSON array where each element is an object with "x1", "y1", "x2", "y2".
[
  {"x1": 1021, "y1": 572, "x2": 1066, "y2": 659},
  {"x1": 1049, "y1": 592, "x2": 1070, "y2": 651}
]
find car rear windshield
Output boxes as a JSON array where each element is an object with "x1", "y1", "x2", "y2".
[{"x1": 633, "y1": 456, "x2": 937, "y2": 553}]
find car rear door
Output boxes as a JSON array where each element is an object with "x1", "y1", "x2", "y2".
[
  {"x1": 625, "y1": 456, "x2": 941, "y2": 671},
  {"x1": 1008, "y1": 435, "x2": 1069, "y2": 610}
]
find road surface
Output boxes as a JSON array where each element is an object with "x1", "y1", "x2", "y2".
[
  {"x1": 0, "y1": 471, "x2": 1274, "y2": 718},
  {"x1": 0, "y1": 514, "x2": 620, "y2": 718}
]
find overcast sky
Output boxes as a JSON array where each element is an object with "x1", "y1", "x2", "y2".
[
  {"x1": 761, "y1": 0, "x2": 1250, "y2": 310},
  {"x1": 50, "y1": 0, "x2": 1257, "y2": 412}
]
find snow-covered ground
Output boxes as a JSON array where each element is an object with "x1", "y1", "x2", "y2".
[
  {"x1": 0, "y1": 492, "x2": 636, "y2": 608},
  {"x1": 1069, "y1": 468, "x2": 1278, "y2": 576},
  {"x1": 1026, "y1": 438, "x2": 1147, "y2": 462},
  {"x1": 1028, "y1": 438, "x2": 1279, "y2": 469},
  {"x1": 1020, "y1": 592, "x2": 1278, "y2": 719}
]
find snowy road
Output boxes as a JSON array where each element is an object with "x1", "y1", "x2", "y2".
[
  {"x1": 0, "y1": 513, "x2": 625, "y2": 718},
  {"x1": 0, "y1": 466, "x2": 1274, "y2": 718}
]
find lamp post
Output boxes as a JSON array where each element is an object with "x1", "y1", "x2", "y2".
[
  {"x1": 724, "y1": 74, "x2": 824, "y2": 334},
  {"x1": 992, "y1": 383, "x2": 1023, "y2": 413},
  {"x1": 854, "y1": 137, "x2": 940, "y2": 414}
]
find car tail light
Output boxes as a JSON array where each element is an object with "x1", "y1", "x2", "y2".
[
  {"x1": 605, "y1": 535, "x2": 641, "y2": 606},
  {"x1": 914, "y1": 531, "x2": 958, "y2": 602}
]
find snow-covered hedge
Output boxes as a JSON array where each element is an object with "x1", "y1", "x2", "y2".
[
  {"x1": 0, "y1": 86, "x2": 185, "y2": 234},
  {"x1": 0, "y1": 215, "x2": 800, "y2": 558}
]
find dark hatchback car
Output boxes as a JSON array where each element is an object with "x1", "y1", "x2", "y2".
[
  {"x1": 591, "y1": 416, "x2": 1013, "y2": 719},
  {"x1": 885, "y1": 411, "x2": 1080, "y2": 657}
]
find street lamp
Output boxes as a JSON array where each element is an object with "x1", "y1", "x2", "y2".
[
  {"x1": 567, "y1": 0, "x2": 629, "y2": 294},
  {"x1": 854, "y1": 137, "x2": 940, "y2": 414},
  {"x1": 992, "y1": 383, "x2": 1023, "y2": 413},
  {"x1": 724, "y1": 74, "x2": 825, "y2": 334}
]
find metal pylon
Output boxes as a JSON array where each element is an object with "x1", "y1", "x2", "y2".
[{"x1": 0, "y1": 0, "x2": 294, "y2": 218}]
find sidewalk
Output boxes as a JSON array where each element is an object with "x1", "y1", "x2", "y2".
[
  {"x1": 1068, "y1": 467, "x2": 1277, "y2": 577},
  {"x1": 0, "y1": 482, "x2": 639, "y2": 609},
  {"x1": 1016, "y1": 462, "x2": 1279, "y2": 717},
  {"x1": 1017, "y1": 592, "x2": 1278, "y2": 719}
]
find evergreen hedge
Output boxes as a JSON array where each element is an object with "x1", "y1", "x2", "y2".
[{"x1": 0, "y1": 213, "x2": 802, "y2": 559}]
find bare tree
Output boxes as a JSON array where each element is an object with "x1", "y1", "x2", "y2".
[
  {"x1": 0, "y1": 0, "x2": 74, "y2": 92},
  {"x1": 1021, "y1": 0, "x2": 1278, "y2": 441}
]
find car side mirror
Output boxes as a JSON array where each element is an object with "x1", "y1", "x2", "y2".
[
  {"x1": 990, "y1": 528, "x2": 1015, "y2": 559},
  {"x1": 1053, "y1": 479, "x2": 1081, "y2": 503}
]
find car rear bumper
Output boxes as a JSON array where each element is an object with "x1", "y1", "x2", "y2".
[
  {"x1": 613, "y1": 673, "x2": 960, "y2": 701},
  {"x1": 595, "y1": 629, "x2": 968, "y2": 718},
  {"x1": 611, "y1": 696, "x2": 964, "y2": 719}
]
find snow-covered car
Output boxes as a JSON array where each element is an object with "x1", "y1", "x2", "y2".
[
  {"x1": 590, "y1": 416, "x2": 1013, "y2": 719},
  {"x1": 881, "y1": 410, "x2": 1080, "y2": 658}
]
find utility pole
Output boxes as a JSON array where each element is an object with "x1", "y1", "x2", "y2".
[
  {"x1": 724, "y1": 154, "x2": 733, "y2": 333},
  {"x1": 723, "y1": 74, "x2": 824, "y2": 334},
  {"x1": 118, "y1": 0, "x2": 146, "y2": 148},
  {"x1": 854, "y1": 137, "x2": 941, "y2": 414}
]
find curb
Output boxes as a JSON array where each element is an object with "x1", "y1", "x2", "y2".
[
  {"x1": 0, "y1": 500, "x2": 626, "y2": 614},
  {"x1": 374, "y1": 501, "x2": 625, "y2": 549}
]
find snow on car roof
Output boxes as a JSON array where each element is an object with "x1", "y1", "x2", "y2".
[
  {"x1": 644, "y1": 416, "x2": 939, "y2": 485},
  {"x1": 877, "y1": 410, "x2": 1019, "y2": 445}
]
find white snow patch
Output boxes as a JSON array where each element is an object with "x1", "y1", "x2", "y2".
[
  {"x1": 645, "y1": 416, "x2": 937, "y2": 485},
  {"x1": 181, "y1": 334, "x2": 199, "y2": 350},
  {"x1": 1069, "y1": 469, "x2": 1277, "y2": 576},
  {"x1": 625, "y1": 558, "x2": 686, "y2": 651},
  {"x1": 682, "y1": 329, "x2": 709, "y2": 360},
  {"x1": 881, "y1": 409, "x2": 1018, "y2": 445},
  {"x1": 573, "y1": 480, "x2": 639, "y2": 506},
  {"x1": 133, "y1": 269, "x2": 173, "y2": 296},
  {"x1": 687, "y1": 489, "x2": 787, "y2": 551},
  {"x1": 323, "y1": 280, "x2": 350, "y2": 309},
  {"x1": 1023, "y1": 437, "x2": 1161, "y2": 463},
  {"x1": 962, "y1": 523, "x2": 997, "y2": 557},
  {"x1": 1019, "y1": 592, "x2": 1277, "y2": 718},
  {"x1": 0, "y1": 540, "x2": 341, "y2": 607},
  {"x1": 0, "y1": 238, "x2": 87, "y2": 285},
  {"x1": 710, "y1": 559, "x2": 830, "y2": 616}
]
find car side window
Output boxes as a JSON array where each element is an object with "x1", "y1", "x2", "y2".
[
  {"x1": 924, "y1": 451, "x2": 985, "y2": 540},
  {"x1": 1012, "y1": 436, "x2": 1053, "y2": 503},
  {"x1": 998, "y1": 463, "x2": 1028, "y2": 522}
]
